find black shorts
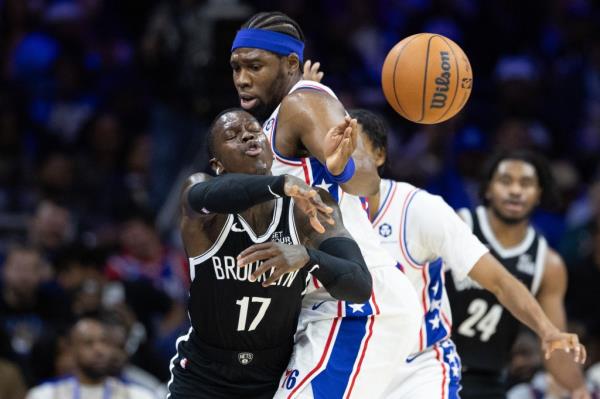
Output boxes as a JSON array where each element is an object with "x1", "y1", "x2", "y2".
[
  {"x1": 167, "y1": 331, "x2": 291, "y2": 399},
  {"x1": 459, "y1": 370, "x2": 506, "y2": 399}
]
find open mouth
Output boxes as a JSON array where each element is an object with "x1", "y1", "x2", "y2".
[
  {"x1": 245, "y1": 141, "x2": 263, "y2": 156},
  {"x1": 239, "y1": 94, "x2": 258, "y2": 110}
]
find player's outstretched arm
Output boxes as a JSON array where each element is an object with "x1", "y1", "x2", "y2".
[
  {"x1": 186, "y1": 173, "x2": 333, "y2": 232},
  {"x1": 237, "y1": 189, "x2": 373, "y2": 303},
  {"x1": 468, "y1": 254, "x2": 586, "y2": 365},
  {"x1": 276, "y1": 90, "x2": 380, "y2": 196},
  {"x1": 535, "y1": 249, "x2": 590, "y2": 397}
]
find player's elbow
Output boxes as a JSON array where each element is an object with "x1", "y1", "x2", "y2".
[{"x1": 333, "y1": 270, "x2": 373, "y2": 304}]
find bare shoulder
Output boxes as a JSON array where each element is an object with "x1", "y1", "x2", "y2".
[
  {"x1": 181, "y1": 172, "x2": 212, "y2": 194},
  {"x1": 281, "y1": 88, "x2": 344, "y2": 116},
  {"x1": 544, "y1": 247, "x2": 567, "y2": 275},
  {"x1": 538, "y1": 246, "x2": 568, "y2": 294},
  {"x1": 181, "y1": 210, "x2": 224, "y2": 257},
  {"x1": 180, "y1": 172, "x2": 212, "y2": 217}
]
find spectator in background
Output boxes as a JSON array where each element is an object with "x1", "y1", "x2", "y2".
[
  {"x1": 506, "y1": 331, "x2": 544, "y2": 389},
  {"x1": 28, "y1": 200, "x2": 75, "y2": 261},
  {"x1": 566, "y1": 220, "x2": 600, "y2": 338},
  {"x1": 427, "y1": 124, "x2": 489, "y2": 209},
  {"x1": 103, "y1": 312, "x2": 167, "y2": 398},
  {"x1": 0, "y1": 352, "x2": 27, "y2": 399},
  {"x1": 26, "y1": 318, "x2": 156, "y2": 399},
  {"x1": 0, "y1": 244, "x2": 70, "y2": 384},
  {"x1": 36, "y1": 148, "x2": 78, "y2": 209},
  {"x1": 105, "y1": 212, "x2": 189, "y2": 304},
  {"x1": 53, "y1": 244, "x2": 176, "y2": 381}
]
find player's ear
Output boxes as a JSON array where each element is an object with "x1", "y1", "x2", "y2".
[
  {"x1": 374, "y1": 147, "x2": 386, "y2": 168},
  {"x1": 209, "y1": 158, "x2": 225, "y2": 175},
  {"x1": 286, "y1": 53, "x2": 300, "y2": 75}
]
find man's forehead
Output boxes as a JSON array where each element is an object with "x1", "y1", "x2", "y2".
[
  {"x1": 220, "y1": 111, "x2": 249, "y2": 126},
  {"x1": 231, "y1": 48, "x2": 276, "y2": 62},
  {"x1": 497, "y1": 159, "x2": 537, "y2": 177}
]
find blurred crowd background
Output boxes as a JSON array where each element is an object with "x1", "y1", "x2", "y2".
[{"x1": 1, "y1": 0, "x2": 600, "y2": 397}]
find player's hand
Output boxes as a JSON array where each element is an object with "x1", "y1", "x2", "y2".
[
  {"x1": 237, "y1": 242, "x2": 310, "y2": 286},
  {"x1": 324, "y1": 116, "x2": 358, "y2": 176},
  {"x1": 284, "y1": 175, "x2": 334, "y2": 233},
  {"x1": 541, "y1": 331, "x2": 586, "y2": 364},
  {"x1": 303, "y1": 60, "x2": 324, "y2": 82},
  {"x1": 570, "y1": 385, "x2": 592, "y2": 399}
]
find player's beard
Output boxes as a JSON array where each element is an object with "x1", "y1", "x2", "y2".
[
  {"x1": 78, "y1": 363, "x2": 109, "y2": 383},
  {"x1": 490, "y1": 204, "x2": 533, "y2": 226},
  {"x1": 250, "y1": 68, "x2": 289, "y2": 123}
]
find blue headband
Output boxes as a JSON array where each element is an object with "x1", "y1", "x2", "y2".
[{"x1": 231, "y1": 28, "x2": 304, "y2": 63}]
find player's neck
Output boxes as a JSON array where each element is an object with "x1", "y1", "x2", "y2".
[
  {"x1": 285, "y1": 74, "x2": 302, "y2": 95},
  {"x1": 239, "y1": 200, "x2": 276, "y2": 236},
  {"x1": 75, "y1": 369, "x2": 106, "y2": 386},
  {"x1": 485, "y1": 207, "x2": 530, "y2": 248},
  {"x1": 367, "y1": 190, "x2": 381, "y2": 222}
]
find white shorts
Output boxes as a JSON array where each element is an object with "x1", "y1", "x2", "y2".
[
  {"x1": 274, "y1": 266, "x2": 421, "y2": 399},
  {"x1": 382, "y1": 338, "x2": 462, "y2": 399}
]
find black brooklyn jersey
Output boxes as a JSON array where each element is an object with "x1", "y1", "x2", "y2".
[
  {"x1": 188, "y1": 197, "x2": 309, "y2": 352},
  {"x1": 446, "y1": 206, "x2": 548, "y2": 372}
]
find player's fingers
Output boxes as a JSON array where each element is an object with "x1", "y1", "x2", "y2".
[
  {"x1": 311, "y1": 61, "x2": 320, "y2": 74},
  {"x1": 309, "y1": 193, "x2": 333, "y2": 214},
  {"x1": 341, "y1": 137, "x2": 353, "y2": 157},
  {"x1": 580, "y1": 343, "x2": 587, "y2": 364},
  {"x1": 574, "y1": 343, "x2": 581, "y2": 363},
  {"x1": 544, "y1": 347, "x2": 552, "y2": 360},
  {"x1": 303, "y1": 188, "x2": 317, "y2": 198},
  {"x1": 303, "y1": 60, "x2": 311, "y2": 75},
  {"x1": 262, "y1": 264, "x2": 288, "y2": 286},
  {"x1": 309, "y1": 215, "x2": 326, "y2": 234},
  {"x1": 237, "y1": 243, "x2": 273, "y2": 261},
  {"x1": 238, "y1": 247, "x2": 278, "y2": 267},
  {"x1": 250, "y1": 259, "x2": 278, "y2": 282},
  {"x1": 350, "y1": 118, "x2": 358, "y2": 146},
  {"x1": 316, "y1": 72, "x2": 324, "y2": 81}
]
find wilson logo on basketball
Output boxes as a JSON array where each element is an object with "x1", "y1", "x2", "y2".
[{"x1": 431, "y1": 51, "x2": 451, "y2": 109}]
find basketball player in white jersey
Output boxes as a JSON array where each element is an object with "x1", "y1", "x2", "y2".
[
  {"x1": 229, "y1": 12, "x2": 421, "y2": 399},
  {"x1": 349, "y1": 108, "x2": 587, "y2": 398}
]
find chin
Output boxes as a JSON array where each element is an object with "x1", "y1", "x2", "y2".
[{"x1": 248, "y1": 103, "x2": 272, "y2": 123}]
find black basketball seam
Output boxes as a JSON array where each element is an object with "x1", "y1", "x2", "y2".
[
  {"x1": 435, "y1": 35, "x2": 460, "y2": 123},
  {"x1": 418, "y1": 35, "x2": 434, "y2": 122},
  {"x1": 391, "y1": 33, "x2": 424, "y2": 117},
  {"x1": 456, "y1": 58, "x2": 473, "y2": 111}
]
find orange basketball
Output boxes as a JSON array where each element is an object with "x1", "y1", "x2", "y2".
[{"x1": 381, "y1": 33, "x2": 473, "y2": 124}]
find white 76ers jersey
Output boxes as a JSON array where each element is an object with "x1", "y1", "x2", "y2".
[
  {"x1": 263, "y1": 80, "x2": 398, "y2": 278},
  {"x1": 371, "y1": 179, "x2": 488, "y2": 354}
]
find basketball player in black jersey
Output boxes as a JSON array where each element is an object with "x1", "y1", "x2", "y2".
[
  {"x1": 446, "y1": 150, "x2": 590, "y2": 399},
  {"x1": 167, "y1": 108, "x2": 372, "y2": 399}
]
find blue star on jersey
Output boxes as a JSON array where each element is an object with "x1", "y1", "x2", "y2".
[
  {"x1": 309, "y1": 158, "x2": 340, "y2": 202},
  {"x1": 424, "y1": 258, "x2": 450, "y2": 347}
]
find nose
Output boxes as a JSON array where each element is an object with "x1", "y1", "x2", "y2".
[
  {"x1": 236, "y1": 68, "x2": 251, "y2": 89},
  {"x1": 241, "y1": 129, "x2": 257, "y2": 142},
  {"x1": 508, "y1": 181, "x2": 522, "y2": 196}
]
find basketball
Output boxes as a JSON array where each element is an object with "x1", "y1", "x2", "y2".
[{"x1": 381, "y1": 33, "x2": 473, "y2": 124}]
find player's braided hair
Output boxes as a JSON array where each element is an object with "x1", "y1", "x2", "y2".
[{"x1": 242, "y1": 11, "x2": 305, "y2": 43}]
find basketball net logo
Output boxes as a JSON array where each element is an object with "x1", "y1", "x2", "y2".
[{"x1": 238, "y1": 352, "x2": 254, "y2": 365}]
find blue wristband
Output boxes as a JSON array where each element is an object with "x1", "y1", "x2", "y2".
[{"x1": 326, "y1": 157, "x2": 355, "y2": 184}]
